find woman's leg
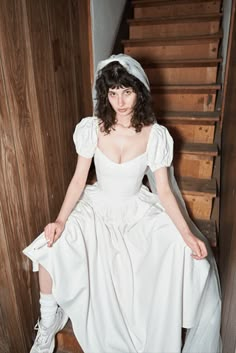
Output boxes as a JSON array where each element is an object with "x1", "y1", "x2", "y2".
[
  {"x1": 30, "y1": 265, "x2": 68, "y2": 353},
  {"x1": 38, "y1": 265, "x2": 58, "y2": 328},
  {"x1": 39, "y1": 265, "x2": 53, "y2": 294}
]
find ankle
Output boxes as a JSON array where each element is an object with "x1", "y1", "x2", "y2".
[{"x1": 39, "y1": 293, "x2": 58, "y2": 328}]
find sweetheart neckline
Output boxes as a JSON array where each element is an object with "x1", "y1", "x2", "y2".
[
  {"x1": 95, "y1": 122, "x2": 155, "y2": 166},
  {"x1": 96, "y1": 147, "x2": 147, "y2": 166}
]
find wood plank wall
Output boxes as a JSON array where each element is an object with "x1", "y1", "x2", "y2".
[
  {"x1": 219, "y1": 2, "x2": 236, "y2": 352},
  {"x1": 0, "y1": 1, "x2": 92, "y2": 352}
]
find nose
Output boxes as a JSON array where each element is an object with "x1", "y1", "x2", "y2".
[{"x1": 117, "y1": 94, "x2": 124, "y2": 107}]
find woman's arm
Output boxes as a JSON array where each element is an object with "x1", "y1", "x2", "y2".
[
  {"x1": 45, "y1": 155, "x2": 92, "y2": 246},
  {"x1": 154, "y1": 167, "x2": 208, "y2": 260}
]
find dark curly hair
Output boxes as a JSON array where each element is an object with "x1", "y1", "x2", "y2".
[{"x1": 94, "y1": 61, "x2": 156, "y2": 133}]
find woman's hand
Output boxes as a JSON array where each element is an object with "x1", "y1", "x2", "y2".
[
  {"x1": 183, "y1": 232, "x2": 208, "y2": 260},
  {"x1": 44, "y1": 220, "x2": 65, "y2": 247}
]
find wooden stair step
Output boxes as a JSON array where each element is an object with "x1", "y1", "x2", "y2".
[
  {"x1": 123, "y1": 33, "x2": 222, "y2": 61},
  {"x1": 128, "y1": 14, "x2": 222, "y2": 39},
  {"x1": 56, "y1": 320, "x2": 83, "y2": 353},
  {"x1": 132, "y1": 0, "x2": 221, "y2": 6},
  {"x1": 174, "y1": 143, "x2": 217, "y2": 179},
  {"x1": 158, "y1": 111, "x2": 220, "y2": 123},
  {"x1": 165, "y1": 121, "x2": 217, "y2": 144},
  {"x1": 158, "y1": 112, "x2": 219, "y2": 143},
  {"x1": 133, "y1": 0, "x2": 222, "y2": 19},
  {"x1": 123, "y1": 32, "x2": 223, "y2": 46},
  {"x1": 143, "y1": 59, "x2": 222, "y2": 85},
  {"x1": 151, "y1": 83, "x2": 221, "y2": 92},
  {"x1": 195, "y1": 219, "x2": 217, "y2": 247},
  {"x1": 142, "y1": 58, "x2": 222, "y2": 68},
  {"x1": 128, "y1": 13, "x2": 222, "y2": 25},
  {"x1": 174, "y1": 141, "x2": 218, "y2": 179},
  {"x1": 177, "y1": 177, "x2": 216, "y2": 220},
  {"x1": 151, "y1": 85, "x2": 220, "y2": 112},
  {"x1": 178, "y1": 176, "x2": 216, "y2": 197},
  {"x1": 176, "y1": 142, "x2": 218, "y2": 156}
]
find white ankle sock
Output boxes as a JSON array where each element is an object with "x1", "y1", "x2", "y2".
[{"x1": 39, "y1": 292, "x2": 58, "y2": 328}]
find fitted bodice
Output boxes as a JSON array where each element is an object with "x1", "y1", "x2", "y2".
[
  {"x1": 94, "y1": 147, "x2": 148, "y2": 198},
  {"x1": 73, "y1": 116, "x2": 174, "y2": 201}
]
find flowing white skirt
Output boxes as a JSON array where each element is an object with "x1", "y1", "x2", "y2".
[{"x1": 23, "y1": 168, "x2": 222, "y2": 353}]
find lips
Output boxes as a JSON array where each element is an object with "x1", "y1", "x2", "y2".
[{"x1": 118, "y1": 109, "x2": 127, "y2": 112}]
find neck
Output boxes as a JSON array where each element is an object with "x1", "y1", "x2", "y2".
[{"x1": 116, "y1": 116, "x2": 132, "y2": 128}]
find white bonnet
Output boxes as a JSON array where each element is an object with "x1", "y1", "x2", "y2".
[{"x1": 93, "y1": 54, "x2": 150, "y2": 109}]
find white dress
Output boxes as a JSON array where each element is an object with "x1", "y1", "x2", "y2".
[{"x1": 23, "y1": 117, "x2": 222, "y2": 353}]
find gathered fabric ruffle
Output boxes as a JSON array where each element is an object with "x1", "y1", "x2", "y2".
[
  {"x1": 23, "y1": 179, "x2": 218, "y2": 353},
  {"x1": 147, "y1": 166, "x2": 222, "y2": 353}
]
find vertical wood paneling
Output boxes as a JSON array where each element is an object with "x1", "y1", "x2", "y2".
[
  {"x1": 46, "y1": 0, "x2": 79, "y2": 189},
  {"x1": 0, "y1": 0, "x2": 93, "y2": 351},
  {"x1": 0, "y1": 212, "x2": 18, "y2": 353},
  {"x1": 0, "y1": 0, "x2": 52, "y2": 350},
  {"x1": 0, "y1": 21, "x2": 39, "y2": 352},
  {"x1": 70, "y1": 0, "x2": 93, "y2": 117},
  {"x1": 25, "y1": 0, "x2": 66, "y2": 219},
  {"x1": 0, "y1": 0, "x2": 50, "y2": 233},
  {"x1": 0, "y1": 3, "x2": 46, "y2": 349}
]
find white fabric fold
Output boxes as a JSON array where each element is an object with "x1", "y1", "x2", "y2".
[{"x1": 147, "y1": 166, "x2": 222, "y2": 353}]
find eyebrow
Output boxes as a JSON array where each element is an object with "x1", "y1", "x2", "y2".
[{"x1": 108, "y1": 87, "x2": 132, "y2": 91}]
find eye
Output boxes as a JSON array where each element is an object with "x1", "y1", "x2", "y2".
[
  {"x1": 108, "y1": 91, "x2": 116, "y2": 97},
  {"x1": 124, "y1": 89, "x2": 133, "y2": 95}
]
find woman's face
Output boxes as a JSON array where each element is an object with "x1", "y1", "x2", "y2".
[{"x1": 108, "y1": 86, "x2": 137, "y2": 119}]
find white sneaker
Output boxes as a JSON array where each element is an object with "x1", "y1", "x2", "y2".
[{"x1": 30, "y1": 307, "x2": 68, "y2": 353}]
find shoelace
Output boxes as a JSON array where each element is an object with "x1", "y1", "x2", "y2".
[{"x1": 34, "y1": 321, "x2": 50, "y2": 345}]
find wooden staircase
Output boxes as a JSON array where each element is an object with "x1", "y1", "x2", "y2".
[{"x1": 55, "y1": 0, "x2": 223, "y2": 351}]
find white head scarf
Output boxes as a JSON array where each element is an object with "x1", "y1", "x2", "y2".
[{"x1": 93, "y1": 54, "x2": 150, "y2": 109}]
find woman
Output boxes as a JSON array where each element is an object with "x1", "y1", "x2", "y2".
[{"x1": 24, "y1": 54, "x2": 222, "y2": 353}]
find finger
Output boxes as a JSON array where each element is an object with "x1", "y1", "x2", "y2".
[
  {"x1": 200, "y1": 243, "x2": 208, "y2": 258},
  {"x1": 47, "y1": 234, "x2": 55, "y2": 247},
  {"x1": 44, "y1": 223, "x2": 53, "y2": 238},
  {"x1": 191, "y1": 253, "x2": 203, "y2": 260},
  {"x1": 44, "y1": 224, "x2": 50, "y2": 239},
  {"x1": 191, "y1": 243, "x2": 202, "y2": 259},
  {"x1": 53, "y1": 228, "x2": 62, "y2": 243},
  {"x1": 192, "y1": 243, "x2": 208, "y2": 260},
  {"x1": 195, "y1": 243, "x2": 202, "y2": 258},
  {"x1": 191, "y1": 253, "x2": 200, "y2": 260},
  {"x1": 45, "y1": 225, "x2": 56, "y2": 247}
]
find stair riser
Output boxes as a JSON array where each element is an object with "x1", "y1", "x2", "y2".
[
  {"x1": 145, "y1": 66, "x2": 218, "y2": 85},
  {"x1": 56, "y1": 332, "x2": 83, "y2": 353},
  {"x1": 134, "y1": 1, "x2": 221, "y2": 19},
  {"x1": 195, "y1": 220, "x2": 216, "y2": 246},
  {"x1": 183, "y1": 195, "x2": 213, "y2": 220},
  {"x1": 152, "y1": 92, "x2": 217, "y2": 112},
  {"x1": 130, "y1": 21, "x2": 220, "y2": 39},
  {"x1": 174, "y1": 155, "x2": 214, "y2": 179},
  {"x1": 124, "y1": 41, "x2": 220, "y2": 60},
  {"x1": 158, "y1": 112, "x2": 220, "y2": 123},
  {"x1": 165, "y1": 123, "x2": 215, "y2": 143}
]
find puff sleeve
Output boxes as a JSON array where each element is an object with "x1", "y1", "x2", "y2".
[
  {"x1": 73, "y1": 117, "x2": 98, "y2": 158},
  {"x1": 147, "y1": 123, "x2": 174, "y2": 172}
]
